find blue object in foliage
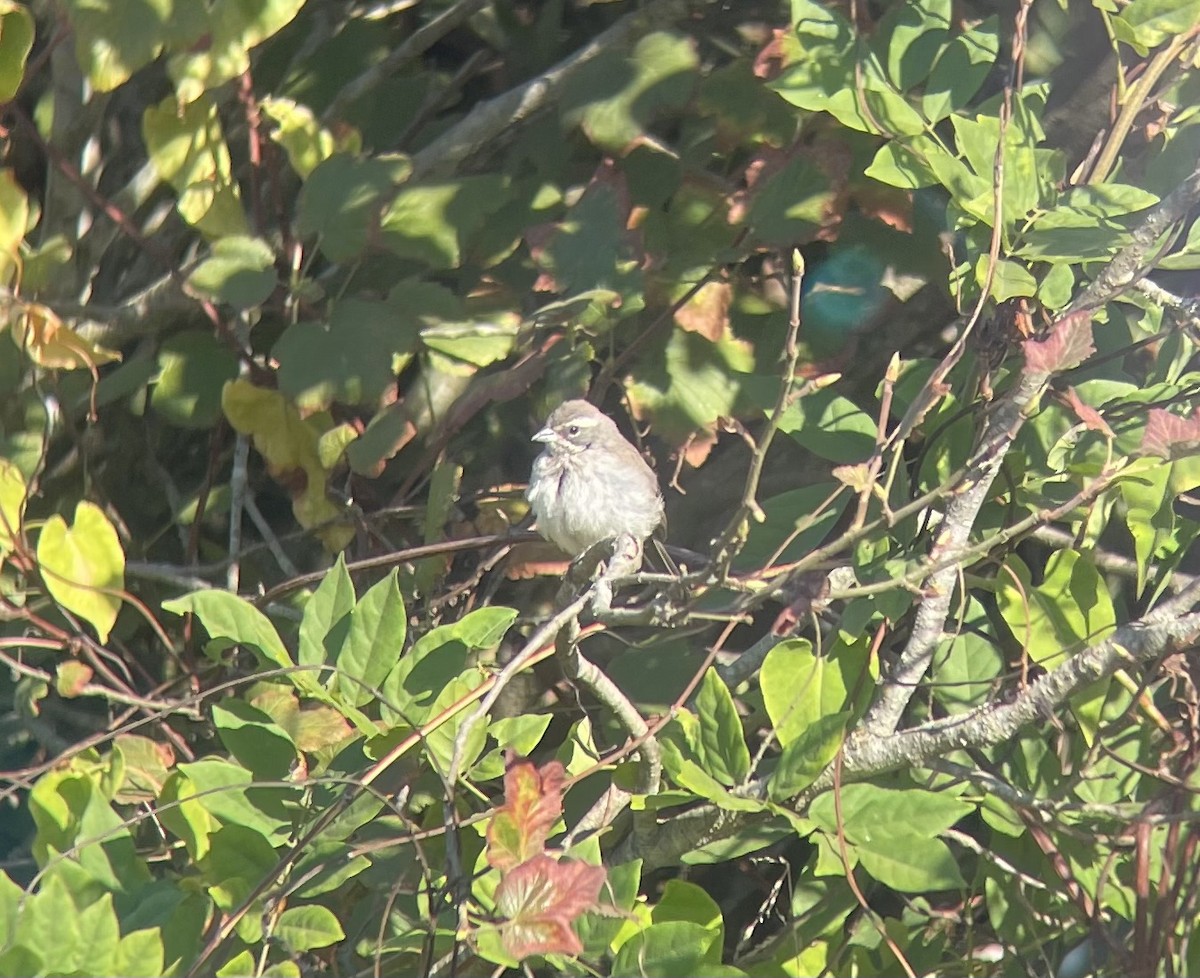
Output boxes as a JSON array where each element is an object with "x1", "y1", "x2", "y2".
[{"x1": 800, "y1": 244, "x2": 890, "y2": 358}]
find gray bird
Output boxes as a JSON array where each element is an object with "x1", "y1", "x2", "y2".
[{"x1": 526, "y1": 400, "x2": 665, "y2": 559}]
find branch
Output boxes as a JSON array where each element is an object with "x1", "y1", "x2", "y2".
[
  {"x1": 623, "y1": 578, "x2": 1200, "y2": 873},
  {"x1": 1069, "y1": 158, "x2": 1200, "y2": 314},
  {"x1": 408, "y1": 0, "x2": 686, "y2": 179},
  {"x1": 862, "y1": 369, "x2": 1048, "y2": 736},
  {"x1": 825, "y1": 580, "x2": 1200, "y2": 793},
  {"x1": 322, "y1": 0, "x2": 491, "y2": 125}
]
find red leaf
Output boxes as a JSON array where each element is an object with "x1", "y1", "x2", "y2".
[
  {"x1": 486, "y1": 759, "x2": 567, "y2": 871},
  {"x1": 496, "y1": 855, "x2": 606, "y2": 960},
  {"x1": 1022, "y1": 310, "x2": 1095, "y2": 374},
  {"x1": 1062, "y1": 386, "x2": 1114, "y2": 438},
  {"x1": 1141, "y1": 408, "x2": 1200, "y2": 459}
]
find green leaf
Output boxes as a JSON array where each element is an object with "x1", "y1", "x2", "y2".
[
  {"x1": 29, "y1": 763, "x2": 150, "y2": 893},
  {"x1": 694, "y1": 669, "x2": 751, "y2": 785},
  {"x1": 650, "y1": 879, "x2": 723, "y2": 944},
  {"x1": 771, "y1": 0, "x2": 855, "y2": 110},
  {"x1": 743, "y1": 155, "x2": 834, "y2": 245},
  {"x1": 921, "y1": 16, "x2": 999, "y2": 121},
  {"x1": 856, "y1": 834, "x2": 966, "y2": 892},
  {"x1": 211, "y1": 699, "x2": 297, "y2": 780},
  {"x1": 19, "y1": 878, "x2": 118, "y2": 975},
  {"x1": 261, "y1": 96, "x2": 346, "y2": 179},
  {"x1": 996, "y1": 550, "x2": 1117, "y2": 670},
  {"x1": 335, "y1": 569, "x2": 406, "y2": 706},
  {"x1": 979, "y1": 257, "x2": 1037, "y2": 302},
  {"x1": 0, "y1": 169, "x2": 29, "y2": 284},
  {"x1": 162, "y1": 590, "x2": 294, "y2": 675},
  {"x1": 532, "y1": 167, "x2": 644, "y2": 300},
  {"x1": 1119, "y1": 462, "x2": 1175, "y2": 594},
  {"x1": 113, "y1": 927, "x2": 165, "y2": 977},
  {"x1": 611, "y1": 921, "x2": 721, "y2": 977},
  {"x1": 168, "y1": 0, "x2": 305, "y2": 104},
  {"x1": 378, "y1": 605, "x2": 516, "y2": 722},
  {"x1": 808, "y1": 784, "x2": 973, "y2": 842},
  {"x1": 297, "y1": 154, "x2": 407, "y2": 261},
  {"x1": 0, "y1": 457, "x2": 27, "y2": 558},
  {"x1": 628, "y1": 325, "x2": 753, "y2": 444},
  {"x1": 875, "y1": 0, "x2": 951, "y2": 92},
  {"x1": 424, "y1": 671, "x2": 489, "y2": 774},
  {"x1": 37, "y1": 501, "x2": 125, "y2": 642},
  {"x1": 61, "y1": 0, "x2": 175, "y2": 91},
  {"x1": 1038, "y1": 263, "x2": 1076, "y2": 310},
  {"x1": 218, "y1": 951, "x2": 256, "y2": 977},
  {"x1": 379, "y1": 175, "x2": 510, "y2": 269},
  {"x1": 274, "y1": 295, "x2": 419, "y2": 412},
  {"x1": 151, "y1": 330, "x2": 240, "y2": 428},
  {"x1": 0, "y1": 2, "x2": 34, "y2": 103},
  {"x1": 177, "y1": 757, "x2": 295, "y2": 842},
  {"x1": 1159, "y1": 216, "x2": 1200, "y2": 270},
  {"x1": 932, "y1": 628, "x2": 1003, "y2": 714},
  {"x1": 767, "y1": 712, "x2": 847, "y2": 800},
  {"x1": 274, "y1": 905, "x2": 345, "y2": 953},
  {"x1": 187, "y1": 236, "x2": 277, "y2": 308},
  {"x1": 199, "y1": 823, "x2": 278, "y2": 915},
  {"x1": 760, "y1": 639, "x2": 848, "y2": 746},
  {"x1": 736, "y1": 483, "x2": 848, "y2": 572},
  {"x1": 778, "y1": 388, "x2": 877, "y2": 463},
  {"x1": 662, "y1": 754, "x2": 766, "y2": 813},
  {"x1": 1116, "y1": 0, "x2": 1200, "y2": 51},
  {"x1": 298, "y1": 553, "x2": 355, "y2": 669},
  {"x1": 865, "y1": 140, "x2": 940, "y2": 190},
  {"x1": 143, "y1": 94, "x2": 247, "y2": 237},
  {"x1": 561, "y1": 31, "x2": 699, "y2": 151}
]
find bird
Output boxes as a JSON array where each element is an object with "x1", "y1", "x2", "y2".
[{"x1": 526, "y1": 400, "x2": 665, "y2": 561}]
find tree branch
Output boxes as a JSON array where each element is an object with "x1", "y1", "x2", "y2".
[{"x1": 408, "y1": 0, "x2": 686, "y2": 179}]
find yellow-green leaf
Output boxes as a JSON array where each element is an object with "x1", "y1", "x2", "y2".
[
  {"x1": 37, "y1": 502, "x2": 125, "y2": 642},
  {"x1": 0, "y1": 458, "x2": 28, "y2": 558}
]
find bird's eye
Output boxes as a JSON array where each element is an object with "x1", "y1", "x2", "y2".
[{"x1": 567, "y1": 424, "x2": 580, "y2": 436}]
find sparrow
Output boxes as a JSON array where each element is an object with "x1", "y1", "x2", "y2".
[{"x1": 526, "y1": 400, "x2": 665, "y2": 560}]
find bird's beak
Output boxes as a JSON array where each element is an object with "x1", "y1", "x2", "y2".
[{"x1": 532, "y1": 426, "x2": 555, "y2": 444}]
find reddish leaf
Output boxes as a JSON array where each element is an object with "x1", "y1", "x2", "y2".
[
  {"x1": 496, "y1": 854, "x2": 606, "y2": 960},
  {"x1": 673, "y1": 282, "x2": 732, "y2": 341},
  {"x1": 1062, "y1": 387, "x2": 1114, "y2": 438},
  {"x1": 1022, "y1": 310, "x2": 1095, "y2": 374},
  {"x1": 1141, "y1": 408, "x2": 1200, "y2": 459},
  {"x1": 486, "y1": 759, "x2": 567, "y2": 871}
]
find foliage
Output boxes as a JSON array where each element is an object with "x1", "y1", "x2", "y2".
[{"x1": 2, "y1": 0, "x2": 1200, "y2": 975}]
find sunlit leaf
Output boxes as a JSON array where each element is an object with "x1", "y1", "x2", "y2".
[
  {"x1": 37, "y1": 502, "x2": 125, "y2": 642},
  {"x1": 186, "y1": 236, "x2": 277, "y2": 308},
  {"x1": 11, "y1": 303, "x2": 122, "y2": 370},
  {"x1": 274, "y1": 905, "x2": 345, "y2": 953},
  {"x1": 0, "y1": 2, "x2": 34, "y2": 102},
  {"x1": 996, "y1": 550, "x2": 1117, "y2": 671},
  {"x1": 143, "y1": 94, "x2": 247, "y2": 237},
  {"x1": 1022, "y1": 309, "x2": 1095, "y2": 374},
  {"x1": 693, "y1": 669, "x2": 751, "y2": 785},
  {"x1": 496, "y1": 855, "x2": 605, "y2": 960},
  {"x1": 0, "y1": 458, "x2": 27, "y2": 558},
  {"x1": 162, "y1": 590, "x2": 293, "y2": 673},
  {"x1": 169, "y1": 0, "x2": 305, "y2": 102},
  {"x1": 221, "y1": 379, "x2": 352, "y2": 549},
  {"x1": 487, "y1": 759, "x2": 567, "y2": 871}
]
